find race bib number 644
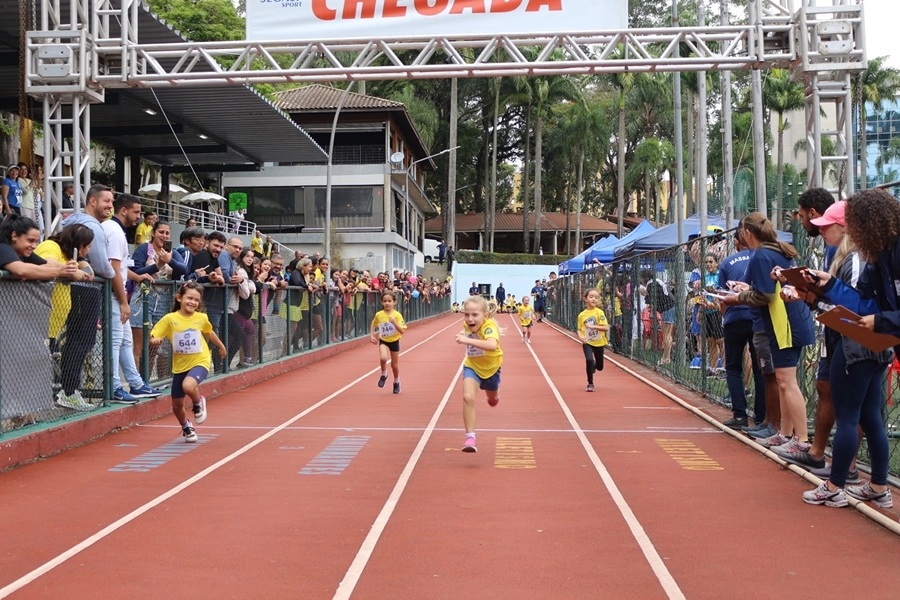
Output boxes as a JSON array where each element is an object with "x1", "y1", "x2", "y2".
[{"x1": 173, "y1": 329, "x2": 202, "y2": 354}]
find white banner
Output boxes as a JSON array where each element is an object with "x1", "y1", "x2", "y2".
[{"x1": 246, "y1": 0, "x2": 628, "y2": 41}]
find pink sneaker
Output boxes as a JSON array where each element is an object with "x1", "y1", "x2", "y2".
[{"x1": 462, "y1": 435, "x2": 477, "y2": 453}]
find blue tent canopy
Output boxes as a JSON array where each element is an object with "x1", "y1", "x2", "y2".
[
  {"x1": 559, "y1": 234, "x2": 618, "y2": 275},
  {"x1": 586, "y1": 220, "x2": 657, "y2": 264},
  {"x1": 623, "y1": 214, "x2": 792, "y2": 257}
]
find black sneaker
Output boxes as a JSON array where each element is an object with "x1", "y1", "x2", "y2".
[
  {"x1": 782, "y1": 450, "x2": 826, "y2": 471},
  {"x1": 377, "y1": 374, "x2": 387, "y2": 388},
  {"x1": 723, "y1": 417, "x2": 748, "y2": 430},
  {"x1": 393, "y1": 381, "x2": 401, "y2": 394}
]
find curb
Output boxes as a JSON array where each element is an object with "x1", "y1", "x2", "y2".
[
  {"x1": 1, "y1": 312, "x2": 448, "y2": 471},
  {"x1": 543, "y1": 320, "x2": 900, "y2": 537}
]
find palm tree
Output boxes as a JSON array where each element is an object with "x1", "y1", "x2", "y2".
[
  {"x1": 530, "y1": 73, "x2": 582, "y2": 253},
  {"x1": 563, "y1": 96, "x2": 608, "y2": 253},
  {"x1": 628, "y1": 137, "x2": 675, "y2": 222},
  {"x1": 605, "y1": 68, "x2": 635, "y2": 237},
  {"x1": 763, "y1": 69, "x2": 804, "y2": 229},
  {"x1": 507, "y1": 76, "x2": 534, "y2": 252},
  {"x1": 856, "y1": 57, "x2": 900, "y2": 190}
]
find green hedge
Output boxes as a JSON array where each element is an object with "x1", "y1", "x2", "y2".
[{"x1": 456, "y1": 251, "x2": 572, "y2": 266}]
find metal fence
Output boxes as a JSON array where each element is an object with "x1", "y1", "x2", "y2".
[
  {"x1": 0, "y1": 276, "x2": 449, "y2": 439},
  {"x1": 547, "y1": 223, "x2": 900, "y2": 481}
]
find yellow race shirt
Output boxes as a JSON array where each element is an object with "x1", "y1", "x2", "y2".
[
  {"x1": 35, "y1": 240, "x2": 70, "y2": 339},
  {"x1": 463, "y1": 318, "x2": 503, "y2": 379},
  {"x1": 150, "y1": 311, "x2": 213, "y2": 374},
  {"x1": 517, "y1": 304, "x2": 533, "y2": 326},
  {"x1": 578, "y1": 307, "x2": 609, "y2": 347},
  {"x1": 134, "y1": 222, "x2": 153, "y2": 246},
  {"x1": 251, "y1": 236, "x2": 264, "y2": 255},
  {"x1": 372, "y1": 309, "x2": 405, "y2": 343}
]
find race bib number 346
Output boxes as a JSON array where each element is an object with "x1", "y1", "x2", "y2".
[{"x1": 174, "y1": 329, "x2": 203, "y2": 354}]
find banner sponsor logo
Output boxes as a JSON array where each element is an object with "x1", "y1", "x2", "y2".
[{"x1": 247, "y1": 0, "x2": 627, "y2": 41}]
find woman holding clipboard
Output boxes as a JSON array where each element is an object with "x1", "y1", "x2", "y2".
[
  {"x1": 722, "y1": 213, "x2": 815, "y2": 456},
  {"x1": 800, "y1": 191, "x2": 897, "y2": 510}
]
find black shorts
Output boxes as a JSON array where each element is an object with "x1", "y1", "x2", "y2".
[{"x1": 379, "y1": 339, "x2": 400, "y2": 353}]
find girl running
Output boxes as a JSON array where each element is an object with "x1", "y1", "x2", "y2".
[
  {"x1": 517, "y1": 295, "x2": 534, "y2": 343},
  {"x1": 150, "y1": 282, "x2": 227, "y2": 442},
  {"x1": 455, "y1": 295, "x2": 503, "y2": 453},
  {"x1": 371, "y1": 291, "x2": 407, "y2": 394},
  {"x1": 578, "y1": 289, "x2": 610, "y2": 392}
]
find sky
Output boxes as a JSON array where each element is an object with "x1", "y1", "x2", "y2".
[{"x1": 862, "y1": 0, "x2": 898, "y2": 68}]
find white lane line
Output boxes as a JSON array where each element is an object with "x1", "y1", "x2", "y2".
[
  {"x1": 137, "y1": 424, "x2": 719, "y2": 434},
  {"x1": 333, "y1": 361, "x2": 464, "y2": 600},
  {"x1": 519, "y1": 317, "x2": 686, "y2": 600},
  {"x1": 0, "y1": 319, "x2": 460, "y2": 600}
]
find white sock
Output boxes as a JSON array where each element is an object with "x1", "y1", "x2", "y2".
[
  {"x1": 466, "y1": 432, "x2": 476, "y2": 439},
  {"x1": 381, "y1": 370, "x2": 387, "y2": 377}
]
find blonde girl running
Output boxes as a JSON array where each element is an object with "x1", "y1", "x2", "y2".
[
  {"x1": 455, "y1": 295, "x2": 503, "y2": 453},
  {"x1": 578, "y1": 288, "x2": 610, "y2": 392},
  {"x1": 517, "y1": 295, "x2": 534, "y2": 343},
  {"x1": 150, "y1": 282, "x2": 227, "y2": 442},
  {"x1": 371, "y1": 291, "x2": 407, "y2": 394}
]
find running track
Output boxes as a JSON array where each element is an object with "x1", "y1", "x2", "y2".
[{"x1": 2, "y1": 313, "x2": 899, "y2": 599}]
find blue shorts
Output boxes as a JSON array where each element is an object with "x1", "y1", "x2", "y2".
[
  {"x1": 171, "y1": 366, "x2": 209, "y2": 399},
  {"x1": 463, "y1": 366, "x2": 501, "y2": 391},
  {"x1": 770, "y1": 346, "x2": 802, "y2": 369},
  {"x1": 662, "y1": 308, "x2": 675, "y2": 324},
  {"x1": 816, "y1": 355, "x2": 831, "y2": 381}
]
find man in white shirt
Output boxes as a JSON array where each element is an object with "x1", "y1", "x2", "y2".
[{"x1": 102, "y1": 193, "x2": 162, "y2": 404}]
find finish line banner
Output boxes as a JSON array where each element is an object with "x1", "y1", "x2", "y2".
[{"x1": 246, "y1": 0, "x2": 627, "y2": 41}]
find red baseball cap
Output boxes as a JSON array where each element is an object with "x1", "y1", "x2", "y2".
[{"x1": 810, "y1": 200, "x2": 846, "y2": 228}]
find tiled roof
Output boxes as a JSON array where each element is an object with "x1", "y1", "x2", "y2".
[
  {"x1": 274, "y1": 85, "x2": 406, "y2": 112},
  {"x1": 426, "y1": 213, "x2": 619, "y2": 233},
  {"x1": 604, "y1": 216, "x2": 657, "y2": 228}
]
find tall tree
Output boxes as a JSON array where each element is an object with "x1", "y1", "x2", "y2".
[
  {"x1": 763, "y1": 69, "x2": 804, "y2": 229},
  {"x1": 856, "y1": 56, "x2": 900, "y2": 190},
  {"x1": 607, "y1": 69, "x2": 635, "y2": 237}
]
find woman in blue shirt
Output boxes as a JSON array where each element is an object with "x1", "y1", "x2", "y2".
[{"x1": 726, "y1": 212, "x2": 815, "y2": 454}]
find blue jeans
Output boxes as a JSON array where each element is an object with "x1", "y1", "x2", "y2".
[
  {"x1": 723, "y1": 319, "x2": 764, "y2": 422},
  {"x1": 111, "y1": 303, "x2": 143, "y2": 390},
  {"x1": 829, "y1": 342, "x2": 890, "y2": 488}
]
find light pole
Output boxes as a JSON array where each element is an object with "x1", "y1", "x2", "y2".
[{"x1": 393, "y1": 145, "x2": 460, "y2": 271}]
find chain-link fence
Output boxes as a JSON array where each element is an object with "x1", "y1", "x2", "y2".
[
  {"x1": 1, "y1": 276, "x2": 449, "y2": 439},
  {"x1": 548, "y1": 224, "x2": 900, "y2": 481}
]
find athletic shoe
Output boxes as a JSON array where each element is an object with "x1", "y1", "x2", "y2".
[
  {"x1": 193, "y1": 396, "x2": 208, "y2": 425},
  {"x1": 488, "y1": 395, "x2": 499, "y2": 407},
  {"x1": 781, "y1": 450, "x2": 826, "y2": 471},
  {"x1": 462, "y1": 436, "x2": 477, "y2": 453},
  {"x1": 586, "y1": 384, "x2": 595, "y2": 392},
  {"x1": 748, "y1": 424, "x2": 778, "y2": 439},
  {"x1": 377, "y1": 374, "x2": 387, "y2": 388},
  {"x1": 846, "y1": 482, "x2": 894, "y2": 508},
  {"x1": 393, "y1": 381, "x2": 401, "y2": 394},
  {"x1": 526, "y1": 339, "x2": 531, "y2": 345},
  {"x1": 54, "y1": 390, "x2": 96, "y2": 412},
  {"x1": 757, "y1": 433, "x2": 791, "y2": 449},
  {"x1": 111, "y1": 387, "x2": 139, "y2": 405},
  {"x1": 740, "y1": 422, "x2": 766, "y2": 434},
  {"x1": 723, "y1": 417, "x2": 748, "y2": 430},
  {"x1": 772, "y1": 437, "x2": 811, "y2": 457},
  {"x1": 182, "y1": 424, "x2": 198, "y2": 443},
  {"x1": 810, "y1": 465, "x2": 861, "y2": 485},
  {"x1": 130, "y1": 383, "x2": 162, "y2": 398},
  {"x1": 802, "y1": 482, "x2": 848, "y2": 508}
]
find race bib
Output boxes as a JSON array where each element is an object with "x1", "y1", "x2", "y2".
[
  {"x1": 585, "y1": 317, "x2": 600, "y2": 341},
  {"x1": 173, "y1": 329, "x2": 203, "y2": 354},
  {"x1": 523, "y1": 311, "x2": 532, "y2": 320},
  {"x1": 380, "y1": 322, "x2": 397, "y2": 337},
  {"x1": 466, "y1": 333, "x2": 485, "y2": 357}
]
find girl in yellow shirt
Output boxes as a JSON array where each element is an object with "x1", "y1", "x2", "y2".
[
  {"x1": 150, "y1": 282, "x2": 226, "y2": 443},
  {"x1": 370, "y1": 291, "x2": 407, "y2": 394},
  {"x1": 517, "y1": 295, "x2": 534, "y2": 344},
  {"x1": 454, "y1": 295, "x2": 503, "y2": 453},
  {"x1": 577, "y1": 289, "x2": 610, "y2": 393}
]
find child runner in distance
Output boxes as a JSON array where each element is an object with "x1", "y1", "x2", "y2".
[
  {"x1": 150, "y1": 282, "x2": 226, "y2": 442},
  {"x1": 455, "y1": 295, "x2": 503, "y2": 453},
  {"x1": 371, "y1": 291, "x2": 407, "y2": 394},
  {"x1": 578, "y1": 288, "x2": 609, "y2": 392},
  {"x1": 517, "y1": 295, "x2": 534, "y2": 343}
]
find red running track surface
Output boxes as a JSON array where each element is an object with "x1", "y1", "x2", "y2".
[{"x1": 1, "y1": 313, "x2": 899, "y2": 599}]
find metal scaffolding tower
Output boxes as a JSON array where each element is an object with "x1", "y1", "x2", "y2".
[{"x1": 24, "y1": 0, "x2": 866, "y2": 223}]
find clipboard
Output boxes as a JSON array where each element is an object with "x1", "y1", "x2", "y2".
[
  {"x1": 707, "y1": 291, "x2": 738, "y2": 301},
  {"x1": 816, "y1": 306, "x2": 900, "y2": 352},
  {"x1": 778, "y1": 267, "x2": 824, "y2": 297}
]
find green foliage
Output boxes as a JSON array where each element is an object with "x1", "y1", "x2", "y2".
[
  {"x1": 457, "y1": 251, "x2": 571, "y2": 266},
  {"x1": 147, "y1": 0, "x2": 244, "y2": 41}
]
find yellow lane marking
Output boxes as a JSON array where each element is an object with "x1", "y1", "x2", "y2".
[
  {"x1": 494, "y1": 437, "x2": 536, "y2": 469},
  {"x1": 654, "y1": 439, "x2": 723, "y2": 471}
]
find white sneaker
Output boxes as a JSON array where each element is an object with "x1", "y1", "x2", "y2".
[
  {"x1": 182, "y1": 423, "x2": 198, "y2": 443},
  {"x1": 192, "y1": 396, "x2": 208, "y2": 425},
  {"x1": 526, "y1": 339, "x2": 531, "y2": 345},
  {"x1": 55, "y1": 390, "x2": 96, "y2": 412}
]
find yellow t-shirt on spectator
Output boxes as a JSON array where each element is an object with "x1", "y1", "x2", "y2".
[
  {"x1": 34, "y1": 240, "x2": 70, "y2": 339},
  {"x1": 135, "y1": 222, "x2": 153, "y2": 246}
]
